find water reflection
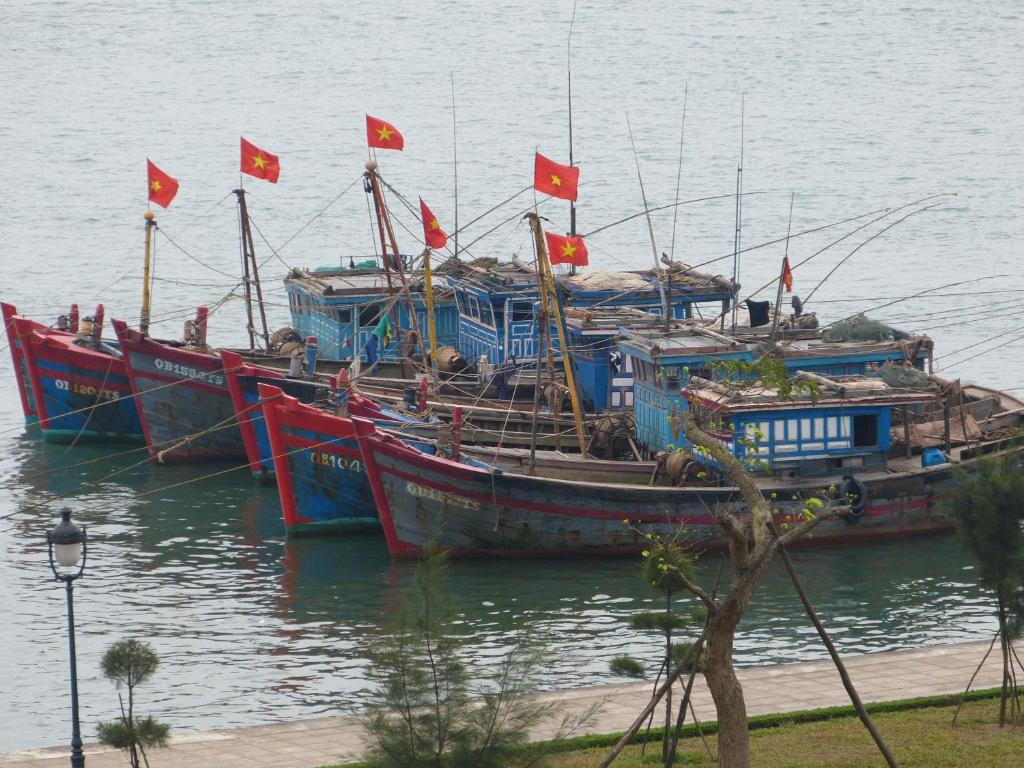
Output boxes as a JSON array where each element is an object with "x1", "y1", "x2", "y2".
[{"x1": 0, "y1": 422, "x2": 998, "y2": 753}]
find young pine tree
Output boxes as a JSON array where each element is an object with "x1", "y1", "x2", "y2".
[{"x1": 95, "y1": 639, "x2": 170, "y2": 768}]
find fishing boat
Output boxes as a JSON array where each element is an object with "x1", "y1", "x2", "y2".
[
  {"x1": 258, "y1": 383, "x2": 641, "y2": 534},
  {"x1": 353, "y1": 373, "x2": 1024, "y2": 559},
  {"x1": 113, "y1": 313, "x2": 248, "y2": 462},
  {"x1": 222, "y1": 350, "x2": 421, "y2": 482},
  {"x1": 2, "y1": 302, "x2": 144, "y2": 443},
  {"x1": 3, "y1": 301, "x2": 45, "y2": 426}
]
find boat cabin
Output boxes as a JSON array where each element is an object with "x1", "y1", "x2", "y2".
[
  {"x1": 619, "y1": 319, "x2": 935, "y2": 454},
  {"x1": 283, "y1": 264, "x2": 459, "y2": 363},
  {"x1": 683, "y1": 376, "x2": 937, "y2": 477},
  {"x1": 443, "y1": 260, "x2": 737, "y2": 366}
]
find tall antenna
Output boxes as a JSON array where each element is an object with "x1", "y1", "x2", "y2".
[
  {"x1": 568, "y1": 0, "x2": 578, "y2": 238},
  {"x1": 730, "y1": 94, "x2": 745, "y2": 332},
  {"x1": 451, "y1": 72, "x2": 459, "y2": 260},
  {"x1": 669, "y1": 83, "x2": 689, "y2": 262},
  {"x1": 626, "y1": 113, "x2": 670, "y2": 322}
]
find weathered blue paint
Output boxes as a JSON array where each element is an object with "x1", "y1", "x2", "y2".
[
  {"x1": 34, "y1": 357, "x2": 143, "y2": 442},
  {"x1": 284, "y1": 268, "x2": 459, "y2": 363}
]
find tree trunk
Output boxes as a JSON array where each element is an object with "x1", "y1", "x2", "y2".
[
  {"x1": 703, "y1": 614, "x2": 749, "y2": 767},
  {"x1": 999, "y1": 599, "x2": 1010, "y2": 727}
]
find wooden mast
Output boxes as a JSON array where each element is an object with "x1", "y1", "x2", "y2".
[
  {"x1": 365, "y1": 160, "x2": 430, "y2": 371},
  {"x1": 140, "y1": 210, "x2": 156, "y2": 335},
  {"x1": 422, "y1": 247, "x2": 438, "y2": 372},
  {"x1": 769, "y1": 193, "x2": 795, "y2": 347},
  {"x1": 234, "y1": 188, "x2": 271, "y2": 351},
  {"x1": 527, "y1": 212, "x2": 588, "y2": 456}
]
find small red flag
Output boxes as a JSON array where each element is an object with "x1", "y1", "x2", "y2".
[
  {"x1": 534, "y1": 151, "x2": 579, "y2": 202},
  {"x1": 147, "y1": 160, "x2": 179, "y2": 209},
  {"x1": 419, "y1": 198, "x2": 448, "y2": 249},
  {"x1": 545, "y1": 231, "x2": 589, "y2": 267},
  {"x1": 240, "y1": 137, "x2": 280, "y2": 183},
  {"x1": 781, "y1": 256, "x2": 794, "y2": 293},
  {"x1": 366, "y1": 114, "x2": 404, "y2": 151}
]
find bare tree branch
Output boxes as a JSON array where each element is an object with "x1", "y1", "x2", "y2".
[{"x1": 777, "y1": 506, "x2": 846, "y2": 547}]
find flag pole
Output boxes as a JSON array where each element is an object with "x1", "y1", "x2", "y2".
[
  {"x1": 567, "y1": 0, "x2": 578, "y2": 257},
  {"x1": 451, "y1": 73, "x2": 459, "y2": 260},
  {"x1": 140, "y1": 210, "x2": 156, "y2": 335},
  {"x1": 729, "y1": 94, "x2": 745, "y2": 333},
  {"x1": 365, "y1": 161, "x2": 430, "y2": 372},
  {"x1": 770, "y1": 192, "x2": 795, "y2": 348},
  {"x1": 527, "y1": 211, "x2": 588, "y2": 457},
  {"x1": 423, "y1": 246, "x2": 438, "y2": 373}
]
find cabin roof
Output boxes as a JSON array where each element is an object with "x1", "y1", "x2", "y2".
[
  {"x1": 444, "y1": 258, "x2": 737, "y2": 302},
  {"x1": 685, "y1": 374, "x2": 937, "y2": 414},
  {"x1": 617, "y1": 323, "x2": 751, "y2": 361},
  {"x1": 284, "y1": 266, "x2": 454, "y2": 300},
  {"x1": 771, "y1": 337, "x2": 930, "y2": 360}
]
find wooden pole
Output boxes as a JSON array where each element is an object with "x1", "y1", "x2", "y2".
[
  {"x1": 902, "y1": 406, "x2": 912, "y2": 459},
  {"x1": 140, "y1": 211, "x2": 156, "y2": 335},
  {"x1": 943, "y1": 399, "x2": 952, "y2": 452},
  {"x1": 234, "y1": 188, "x2": 271, "y2": 351},
  {"x1": 527, "y1": 212, "x2": 588, "y2": 456},
  {"x1": 769, "y1": 193, "x2": 795, "y2": 347},
  {"x1": 774, "y1": 534, "x2": 899, "y2": 768},
  {"x1": 422, "y1": 248, "x2": 438, "y2": 372},
  {"x1": 366, "y1": 162, "x2": 429, "y2": 371}
]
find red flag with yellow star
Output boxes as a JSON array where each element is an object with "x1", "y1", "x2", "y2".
[
  {"x1": 147, "y1": 159, "x2": 179, "y2": 208},
  {"x1": 534, "y1": 151, "x2": 578, "y2": 201},
  {"x1": 366, "y1": 115, "x2": 404, "y2": 151},
  {"x1": 545, "y1": 231, "x2": 588, "y2": 267},
  {"x1": 240, "y1": 137, "x2": 280, "y2": 183},
  {"x1": 419, "y1": 197, "x2": 448, "y2": 249}
]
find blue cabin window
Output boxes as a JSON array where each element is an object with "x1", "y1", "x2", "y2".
[
  {"x1": 511, "y1": 302, "x2": 533, "y2": 322},
  {"x1": 852, "y1": 414, "x2": 878, "y2": 447},
  {"x1": 467, "y1": 295, "x2": 481, "y2": 321},
  {"x1": 359, "y1": 304, "x2": 380, "y2": 327},
  {"x1": 335, "y1": 307, "x2": 352, "y2": 325}
]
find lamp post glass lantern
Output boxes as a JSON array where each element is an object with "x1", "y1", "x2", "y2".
[{"x1": 47, "y1": 508, "x2": 87, "y2": 768}]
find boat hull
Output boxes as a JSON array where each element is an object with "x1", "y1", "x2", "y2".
[
  {"x1": 25, "y1": 332, "x2": 143, "y2": 443},
  {"x1": 355, "y1": 419, "x2": 957, "y2": 559},
  {"x1": 113, "y1": 320, "x2": 245, "y2": 462},
  {"x1": 2, "y1": 302, "x2": 42, "y2": 425},
  {"x1": 260, "y1": 383, "x2": 382, "y2": 533}
]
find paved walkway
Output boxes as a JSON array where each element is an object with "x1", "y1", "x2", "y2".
[{"x1": 0, "y1": 639, "x2": 1003, "y2": 768}]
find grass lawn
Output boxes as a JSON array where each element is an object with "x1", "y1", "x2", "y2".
[{"x1": 546, "y1": 698, "x2": 1024, "y2": 767}]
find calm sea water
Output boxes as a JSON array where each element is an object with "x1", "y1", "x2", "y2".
[{"x1": 1, "y1": 0, "x2": 1022, "y2": 753}]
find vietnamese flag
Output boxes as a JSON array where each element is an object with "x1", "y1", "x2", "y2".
[
  {"x1": 240, "y1": 137, "x2": 280, "y2": 183},
  {"x1": 534, "y1": 151, "x2": 579, "y2": 202},
  {"x1": 545, "y1": 231, "x2": 589, "y2": 267},
  {"x1": 147, "y1": 160, "x2": 179, "y2": 208},
  {"x1": 419, "y1": 198, "x2": 448, "y2": 249},
  {"x1": 781, "y1": 256, "x2": 794, "y2": 292},
  {"x1": 366, "y1": 114, "x2": 404, "y2": 151}
]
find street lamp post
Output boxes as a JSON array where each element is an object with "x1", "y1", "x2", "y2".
[{"x1": 47, "y1": 508, "x2": 88, "y2": 768}]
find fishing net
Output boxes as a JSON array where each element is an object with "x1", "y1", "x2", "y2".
[
  {"x1": 822, "y1": 315, "x2": 897, "y2": 343},
  {"x1": 561, "y1": 270, "x2": 649, "y2": 291},
  {"x1": 875, "y1": 362, "x2": 931, "y2": 389}
]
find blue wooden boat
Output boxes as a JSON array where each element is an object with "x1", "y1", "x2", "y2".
[
  {"x1": 443, "y1": 260, "x2": 737, "y2": 366},
  {"x1": 354, "y1": 374, "x2": 1024, "y2": 559},
  {"x1": 258, "y1": 382, "x2": 440, "y2": 533},
  {"x1": 2, "y1": 302, "x2": 144, "y2": 443},
  {"x1": 113, "y1": 317, "x2": 248, "y2": 463},
  {"x1": 616, "y1": 320, "x2": 934, "y2": 454},
  {"x1": 283, "y1": 264, "x2": 460, "y2": 364}
]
